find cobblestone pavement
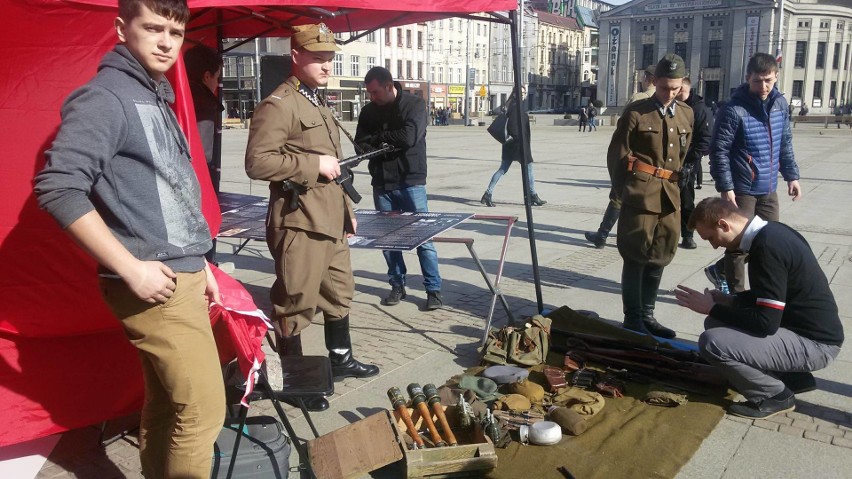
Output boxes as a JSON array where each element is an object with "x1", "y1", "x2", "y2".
[{"x1": 32, "y1": 119, "x2": 852, "y2": 478}]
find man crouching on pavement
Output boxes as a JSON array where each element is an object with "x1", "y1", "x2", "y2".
[{"x1": 675, "y1": 198, "x2": 843, "y2": 418}]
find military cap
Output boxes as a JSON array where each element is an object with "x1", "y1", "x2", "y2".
[
  {"x1": 291, "y1": 23, "x2": 340, "y2": 52},
  {"x1": 655, "y1": 53, "x2": 686, "y2": 79},
  {"x1": 644, "y1": 65, "x2": 656, "y2": 77}
]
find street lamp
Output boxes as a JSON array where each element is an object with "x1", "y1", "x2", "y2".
[
  {"x1": 427, "y1": 25, "x2": 432, "y2": 110},
  {"x1": 463, "y1": 18, "x2": 471, "y2": 126}
]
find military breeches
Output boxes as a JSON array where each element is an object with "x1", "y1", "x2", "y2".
[
  {"x1": 267, "y1": 227, "x2": 354, "y2": 337},
  {"x1": 616, "y1": 204, "x2": 680, "y2": 267}
]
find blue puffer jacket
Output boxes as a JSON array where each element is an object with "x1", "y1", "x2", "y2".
[{"x1": 709, "y1": 84, "x2": 799, "y2": 195}]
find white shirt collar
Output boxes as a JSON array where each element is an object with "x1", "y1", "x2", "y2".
[{"x1": 740, "y1": 216, "x2": 769, "y2": 252}]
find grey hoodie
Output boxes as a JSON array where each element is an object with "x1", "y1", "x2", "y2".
[{"x1": 35, "y1": 45, "x2": 211, "y2": 273}]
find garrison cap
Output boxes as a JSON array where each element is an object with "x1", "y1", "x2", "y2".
[
  {"x1": 644, "y1": 65, "x2": 656, "y2": 77},
  {"x1": 655, "y1": 53, "x2": 686, "y2": 79},
  {"x1": 291, "y1": 23, "x2": 340, "y2": 52}
]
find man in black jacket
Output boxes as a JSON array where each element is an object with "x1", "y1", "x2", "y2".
[
  {"x1": 675, "y1": 198, "x2": 843, "y2": 419},
  {"x1": 677, "y1": 77, "x2": 712, "y2": 249},
  {"x1": 355, "y1": 67, "x2": 443, "y2": 310}
]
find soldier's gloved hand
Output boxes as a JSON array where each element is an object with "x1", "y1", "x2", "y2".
[{"x1": 678, "y1": 162, "x2": 695, "y2": 190}]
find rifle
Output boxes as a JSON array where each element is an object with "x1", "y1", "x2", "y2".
[
  {"x1": 280, "y1": 145, "x2": 395, "y2": 209},
  {"x1": 334, "y1": 144, "x2": 395, "y2": 185},
  {"x1": 565, "y1": 340, "x2": 728, "y2": 389}
]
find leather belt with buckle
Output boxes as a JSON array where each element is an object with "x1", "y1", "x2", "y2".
[{"x1": 627, "y1": 156, "x2": 679, "y2": 182}]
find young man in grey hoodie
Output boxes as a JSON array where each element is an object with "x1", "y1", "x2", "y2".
[{"x1": 34, "y1": 0, "x2": 225, "y2": 477}]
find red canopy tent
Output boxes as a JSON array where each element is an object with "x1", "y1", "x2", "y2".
[{"x1": 0, "y1": 0, "x2": 529, "y2": 447}]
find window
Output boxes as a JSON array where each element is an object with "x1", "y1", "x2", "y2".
[
  {"x1": 439, "y1": 66, "x2": 443, "y2": 83},
  {"x1": 708, "y1": 40, "x2": 722, "y2": 68},
  {"x1": 831, "y1": 81, "x2": 837, "y2": 99},
  {"x1": 431, "y1": 66, "x2": 435, "y2": 83},
  {"x1": 814, "y1": 80, "x2": 823, "y2": 99},
  {"x1": 458, "y1": 19, "x2": 462, "y2": 31},
  {"x1": 396, "y1": 60, "x2": 403, "y2": 79},
  {"x1": 417, "y1": 31, "x2": 423, "y2": 49},
  {"x1": 798, "y1": 20, "x2": 810, "y2": 28},
  {"x1": 833, "y1": 43, "x2": 840, "y2": 69},
  {"x1": 820, "y1": 20, "x2": 830, "y2": 29},
  {"x1": 384, "y1": 58, "x2": 391, "y2": 70},
  {"x1": 384, "y1": 28, "x2": 390, "y2": 46},
  {"x1": 350, "y1": 55, "x2": 360, "y2": 77},
  {"x1": 458, "y1": 68, "x2": 462, "y2": 84},
  {"x1": 397, "y1": 29, "x2": 403, "y2": 47},
  {"x1": 406, "y1": 30, "x2": 412, "y2": 48},
  {"x1": 838, "y1": 21, "x2": 845, "y2": 31},
  {"x1": 333, "y1": 54, "x2": 343, "y2": 76},
  {"x1": 366, "y1": 31, "x2": 376, "y2": 42},
  {"x1": 449, "y1": 67, "x2": 454, "y2": 83},
  {"x1": 239, "y1": 57, "x2": 254, "y2": 76},
  {"x1": 674, "y1": 42, "x2": 688, "y2": 64},
  {"x1": 406, "y1": 61, "x2": 412, "y2": 79},
  {"x1": 417, "y1": 61, "x2": 423, "y2": 80},
  {"x1": 795, "y1": 41, "x2": 807, "y2": 68},
  {"x1": 449, "y1": 19, "x2": 453, "y2": 30},
  {"x1": 223, "y1": 56, "x2": 237, "y2": 77},
  {"x1": 817, "y1": 42, "x2": 826, "y2": 68},
  {"x1": 367, "y1": 56, "x2": 376, "y2": 69},
  {"x1": 642, "y1": 44, "x2": 655, "y2": 70},
  {"x1": 847, "y1": 46, "x2": 850, "y2": 70},
  {"x1": 792, "y1": 80, "x2": 803, "y2": 98}
]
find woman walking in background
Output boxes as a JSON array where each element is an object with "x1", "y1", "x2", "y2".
[{"x1": 481, "y1": 89, "x2": 547, "y2": 207}]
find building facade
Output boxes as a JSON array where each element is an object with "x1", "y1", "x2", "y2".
[
  {"x1": 427, "y1": 17, "x2": 492, "y2": 116},
  {"x1": 599, "y1": 0, "x2": 852, "y2": 113},
  {"x1": 530, "y1": 11, "x2": 586, "y2": 110}
]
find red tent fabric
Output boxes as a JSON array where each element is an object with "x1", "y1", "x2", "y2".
[{"x1": 0, "y1": 0, "x2": 516, "y2": 447}]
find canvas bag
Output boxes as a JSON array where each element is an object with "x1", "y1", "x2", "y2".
[
  {"x1": 480, "y1": 315, "x2": 552, "y2": 366},
  {"x1": 486, "y1": 111, "x2": 512, "y2": 144}
]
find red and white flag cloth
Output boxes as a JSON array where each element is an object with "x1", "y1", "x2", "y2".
[{"x1": 208, "y1": 265, "x2": 272, "y2": 407}]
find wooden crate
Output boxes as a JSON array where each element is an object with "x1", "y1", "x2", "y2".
[{"x1": 307, "y1": 407, "x2": 497, "y2": 479}]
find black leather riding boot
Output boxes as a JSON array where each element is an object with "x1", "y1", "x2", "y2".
[
  {"x1": 585, "y1": 202, "x2": 621, "y2": 248},
  {"x1": 640, "y1": 265, "x2": 676, "y2": 339},
  {"x1": 621, "y1": 260, "x2": 648, "y2": 334},
  {"x1": 598, "y1": 202, "x2": 620, "y2": 237},
  {"x1": 325, "y1": 315, "x2": 380, "y2": 380},
  {"x1": 277, "y1": 334, "x2": 330, "y2": 412}
]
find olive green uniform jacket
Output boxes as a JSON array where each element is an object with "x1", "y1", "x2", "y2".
[
  {"x1": 245, "y1": 76, "x2": 355, "y2": 239},
  {"x1": 245, "y1": 76, "x2": 355, "y2": 335},
  {"x1": 607, "y1": 98, "x2": 693, "y2": 265}
]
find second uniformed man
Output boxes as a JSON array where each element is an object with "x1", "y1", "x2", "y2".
[
  {"x1": 245, "y1": 23, "x2": 379, "y2": 412},
  {"x1": 607, "y1": 53, "x2": 693, "y2": 339}
]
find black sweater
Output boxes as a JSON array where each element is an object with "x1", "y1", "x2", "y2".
[
  {"x1": 710, "y1": 222, "x2": 844, "y2": 346},
  {"x1": 355, "y1": 82, "x2": 428, "y2": 190}
]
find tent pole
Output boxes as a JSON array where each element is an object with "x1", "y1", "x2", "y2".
[{"x1": 509, "y1": 9, "x2": 543, "y2": 316}]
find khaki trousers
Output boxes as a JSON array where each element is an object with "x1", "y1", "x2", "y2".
[
  {"x1": 100, "y1": 271, "x2": 225, "y2": 479},
  {"x1": 267, "y1": 227, "x2": 354, "y2": 336}
]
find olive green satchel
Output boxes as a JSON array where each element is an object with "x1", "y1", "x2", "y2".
[{"x1": 480, "y1": 315, "x2": 552, "y2": 366}]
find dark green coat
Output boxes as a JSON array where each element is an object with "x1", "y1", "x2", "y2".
[{"x1": 607, "y1": 98, "x2": 693, "y2": 265}]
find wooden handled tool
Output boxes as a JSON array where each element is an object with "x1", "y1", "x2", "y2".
[
  {"x1": 387, "y1": 387, "x2": 424, "y2": 449},
  {"x1": 407, "y1": 383, "x2": 447, "y2": 447},
  {"x1": 423, "y1": 384, "x2": 458, "y2": 446}
]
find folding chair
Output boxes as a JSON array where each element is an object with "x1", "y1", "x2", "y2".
[{"x1": 222, "y1": 350, "x2": 334, "y2": 479}]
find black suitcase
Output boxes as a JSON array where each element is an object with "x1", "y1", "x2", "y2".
[{"x1": 211, "y1": 415, "x2": 291, "y2": 478}]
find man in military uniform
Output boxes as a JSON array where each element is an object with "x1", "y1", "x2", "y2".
[
  {"x1": 245, "y1": 23, "x2": 378, "y2": 412},
  {"x1": 584, "y1": 65, "x2": 657, "y2": 249},
  {"x1": 607, "y1": 54, "x2": 693, "y2": 339}
]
